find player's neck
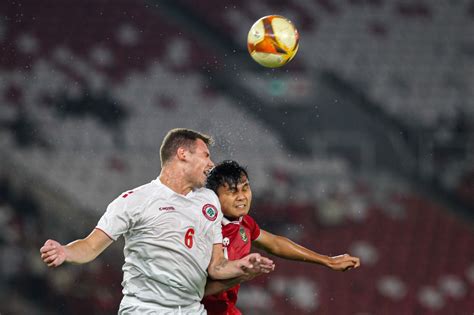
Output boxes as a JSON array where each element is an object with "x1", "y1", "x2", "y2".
[
  {"x1": 224, "y1": 215, "x2": 242, "y2": 222},
  {"x1": 159, "y1": 166, "x2": 193, "y2": 196}
]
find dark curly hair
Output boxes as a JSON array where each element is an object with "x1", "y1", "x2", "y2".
[{"x1": 206, "y1": 160, "x2": 249, "y2": 194}]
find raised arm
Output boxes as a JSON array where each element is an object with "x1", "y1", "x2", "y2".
[
  {"x1": 254, "y1": 229, "x2": 360, "y2": 271},
  {"x1": 207, "y1": 244, "x2": 274, "y2": 280},
  {"x1": 40, "y1": 228, "x2": 113, "y2": 267}
]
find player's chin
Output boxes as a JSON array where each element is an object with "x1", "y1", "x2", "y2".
[
  {"x1": 194, "y1": 176, "x2": 206, "y2": 188},
  {"x1": 234, "y1": 207, "x2": 250, "y2": 217}
]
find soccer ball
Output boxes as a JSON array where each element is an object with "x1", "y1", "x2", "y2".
[{"x1": 247, "y1": 15, "x2": 299, "y2": 68}]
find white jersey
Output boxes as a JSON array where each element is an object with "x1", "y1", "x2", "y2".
[{"x1": 96, "y1": 178, "x2": 223, "y2": 311}]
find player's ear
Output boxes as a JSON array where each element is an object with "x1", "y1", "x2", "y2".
[{"x1": 176, "y1": 147, "x2": 187, "y2": 161}]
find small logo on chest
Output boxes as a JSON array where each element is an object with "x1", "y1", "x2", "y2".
[
  {"x1": 239, "y1": 227, "x2": 248, "y2": 243},
  {"x1": 202, "y1": 204, "x2": 218, "y2": 221}
]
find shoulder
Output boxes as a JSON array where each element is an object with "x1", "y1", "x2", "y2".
[
  {"x1": 107, "y1": 181, "x2": 157, "y2": 211},
  {"x1": 243, "y1": 214, "x2": 261, "y2": 241},
  {"x1": 195, "y1": 187, "x2": 218, "y2": 198},
  {"x1": 242, "y1": 214, "x2": 259, "y2": 228},
  {"x1": 194, "y1": 188, "x2": 222, "y2": 222},
  {"x1": 195, "y1": 187, "x2": 220, "y2": 204}
]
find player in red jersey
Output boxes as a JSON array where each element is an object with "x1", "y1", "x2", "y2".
[{"x1": 202, "y1": 160, "x2": 361, "y2": 315}]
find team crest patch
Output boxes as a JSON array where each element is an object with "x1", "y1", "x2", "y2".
[
  {"x1": 239, "y1": 227, "x2": 248, "y2": 243},
  {"x1": 202, "y1": 204, "x2": 218, "y2": 221}
]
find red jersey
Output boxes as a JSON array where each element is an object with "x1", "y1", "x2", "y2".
[{"x1": 203, "y1": 215, "x2": 261, "y2": 315}]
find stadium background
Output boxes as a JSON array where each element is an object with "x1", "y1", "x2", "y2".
[{"x1": 1, "y1": 0, "x2": 474, "y2": 314}]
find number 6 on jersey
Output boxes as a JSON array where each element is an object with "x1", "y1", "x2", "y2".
[{"x1": 184, "y1": 228, "x2": 195, "y2": 248}]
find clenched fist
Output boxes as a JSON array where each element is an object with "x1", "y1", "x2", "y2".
[
  {"x1": 327, "y1": 254, "x2": 360, "y2": 271},
  {"x1": 40, "y1": 239, "x2": 67, "y2": 268}
]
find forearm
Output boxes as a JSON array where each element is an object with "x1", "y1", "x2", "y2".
[
  {"x1": 64, "y1": 239, "x2": 103, "y2": 264},
  {"x1": 208, "y1": 258, "x2": 244, "y2": 280},
  {"x1": 204, "y1": 276, "x2": 245, "y2": 296},
  {"x1": 269, "y1": 237, "x2": 330, "y2": 267}
]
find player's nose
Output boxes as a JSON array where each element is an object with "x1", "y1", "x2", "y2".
[
  {"x1": 208, "y1": 159, "x2": 215, "y2": 168},
  {"x1": 236, "y1": 191, "x2": 246, "y2": 200}
]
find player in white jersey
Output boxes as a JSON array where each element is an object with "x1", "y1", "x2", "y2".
[{"x1": 40, "y1": 128, "x2": 275, "y2": 314}]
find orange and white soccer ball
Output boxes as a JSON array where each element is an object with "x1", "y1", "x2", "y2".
[{"x1": 247, "y1": 15, "x2": 299, "y2": 68}]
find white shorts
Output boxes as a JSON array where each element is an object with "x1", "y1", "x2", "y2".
[{"x1": 119, "y1": 295, "x2": 207, "y2": 315}]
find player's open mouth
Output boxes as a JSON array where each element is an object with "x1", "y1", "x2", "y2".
[{"x1": 235, "y1": 205, "x2": 246, "y2": 209}]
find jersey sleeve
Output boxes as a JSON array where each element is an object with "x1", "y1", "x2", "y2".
[
  {"x1": 96, "y1": 193, "x2": 140, "y2": 241},
  {"x1": 209, "y1": 190, "x2": 223, "y2": 244},
  {"x1": 245, "y1": 215, "x2": 261, "y2": 241},
  {"x1": 212, "y1": 217, "x2": 223, "y2": 244}
]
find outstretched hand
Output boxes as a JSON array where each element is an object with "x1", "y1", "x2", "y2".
[
  {"x1": 239, "y1": 253, "x2": 275, "y2": 277},
  {"x1": 40, "y1": 239, "x2": 67, "y2": 268},
  {"x1": 327, "y1": 253, "x2": 360, "y2": 271}
]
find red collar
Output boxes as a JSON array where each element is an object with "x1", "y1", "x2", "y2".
[{"x1": 222, "y1": 216, "x2": 243, "y2": 226}]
